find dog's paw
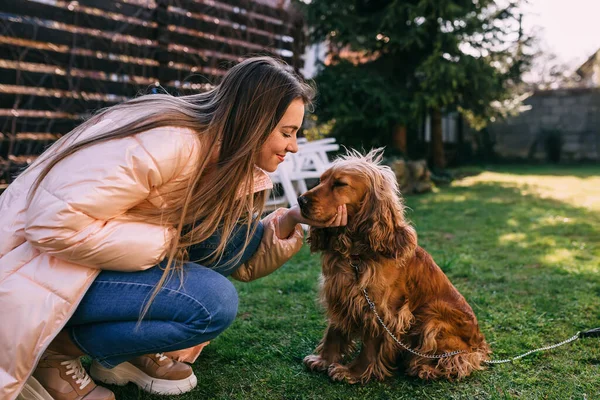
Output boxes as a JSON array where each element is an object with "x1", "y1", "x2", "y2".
[
  {"x1": 416, "y1": 365, "x2": 440, "y2": 381},
  {"x1": 303, "y1": 355, "x2": 331, "y2": 372},
  {"x1": 327, "y1": 363, "x2": 360, "y2": 384}
]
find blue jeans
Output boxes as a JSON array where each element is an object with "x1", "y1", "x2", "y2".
[{"x1": 65, "y1": 220, "x2": 264, "y2": 368}]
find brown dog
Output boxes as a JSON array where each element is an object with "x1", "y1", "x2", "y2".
[{"x1": 301, "y1": 149, "x2": 490, "y2": 383}]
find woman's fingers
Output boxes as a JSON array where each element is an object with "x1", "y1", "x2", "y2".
[
  {"x1": 326, "y1": 205, "x2": 347, "y2": 227},
  {"x1": 325, "y1": 208, "x2": 338, "y2": 227}
]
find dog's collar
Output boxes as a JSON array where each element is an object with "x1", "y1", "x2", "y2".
[{"x1": 349, "y1": 253, "x2": 361, "y2": 281}]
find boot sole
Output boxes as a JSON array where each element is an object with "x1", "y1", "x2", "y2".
[
  {"x1": 90, "y1": 361, "x2": 198, "y2": 395},
  {"x1": 16, "y1": 377, "x2": 53, "y2": 400}
]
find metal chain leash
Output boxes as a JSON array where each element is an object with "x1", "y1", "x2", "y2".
[
  {"x1": 482, "y1": 332, "x2": 580, "y2": 364},
  {"x1": 361, "y1": 287, "x2": 465, "y2": 359},
  {"x1": 362, "y1": 285, "x2": 582, "y2": 364},
  {"x1": 352, "y1": 262, "x2": 593, "y2": 364}
]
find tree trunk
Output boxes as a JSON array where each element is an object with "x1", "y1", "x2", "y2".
[
  {"x1": 431, "y1": 107, "x2": 445, "y2": 169},
  {"x1": 392, "y1": 124, "x2": 407, "y2": 156}
]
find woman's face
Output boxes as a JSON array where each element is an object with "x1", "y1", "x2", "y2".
[{"x1": 256, "y1": 98, "x2": 305, "y2": 173}]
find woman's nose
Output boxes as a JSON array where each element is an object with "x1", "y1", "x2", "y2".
[{"x1": 287, "y1": 138, "x2": 298, "y2": 153}]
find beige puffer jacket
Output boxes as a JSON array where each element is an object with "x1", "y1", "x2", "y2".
[{"x1": 0, "y1": 115, "x2": 304, "y2": 400}]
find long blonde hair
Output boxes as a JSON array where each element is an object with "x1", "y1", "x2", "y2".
[{"x1": 26, "y1": 56, "x2": 315, "y2": 317}]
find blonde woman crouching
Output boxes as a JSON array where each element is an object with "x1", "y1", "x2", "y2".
[{"x1": 0, "y1": 56, "x2": 347, "y2": 400}]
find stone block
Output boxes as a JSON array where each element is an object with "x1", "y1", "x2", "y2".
[
  {"x1": 559, "y1": 115, "x2": 586, "y2": 131},
  {"x1": 391, "y1": 159, "x2": 433, "y2": 195},
  {"x1": 561, "y1": 97, "x2": 578, "y2": 106},
  {"x1": 541, "y1": 114, "x2": 560, "y2": 126},
  {"x1": 576, "y1": 94, "x2": 593, "y2": 104},
  {"x1": 542, "y1": 97, "x2": 561, "y2": 107}
]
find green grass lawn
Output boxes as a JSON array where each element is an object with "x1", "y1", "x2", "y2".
[{"x1": 111, "y1": 165, "x2": 600, "y2": 399}]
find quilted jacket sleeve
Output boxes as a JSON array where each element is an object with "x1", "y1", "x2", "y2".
[
  {"x1": 24, "y1": 126, "x2": 200, "y2": 271},
  {"x1": 231, "y1": 208, "x2": 304, "y2": 282}
]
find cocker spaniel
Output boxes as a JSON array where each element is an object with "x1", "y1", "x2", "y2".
[{"x1": 301, "y1": 149, "x2": 490, "y2": 383}]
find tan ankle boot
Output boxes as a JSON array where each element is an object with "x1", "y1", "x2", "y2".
[
  {"x1": 30, "y1": 351, "x2": 115, "y2": 400},
  {"x1": 90, "y1": 353, "x2": 197, "y2": 395}
]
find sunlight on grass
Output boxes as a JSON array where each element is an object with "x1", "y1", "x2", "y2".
[
  {"x1": 540, "y1": 249, "x2": 598, "y2": 274},
  {"x1": 541, "y1": 248, "x2": 575, "y2": 267},
  {"x1": 455, "y1": 170, "x2": 600, "y2": 211},
  {"x1": 506, "y1": 218, "x2": 519, "y2": 227},
  {"x1": 537, "y1": 215, "x2": 574, "y2": 226},
  {"x1": 498, "y1": 232, "x2": 526, "y2": 244}
]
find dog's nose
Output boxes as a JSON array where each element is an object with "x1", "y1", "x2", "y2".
[{"x1": 297, "y1": 196, "x2": 309, "y2": 208}]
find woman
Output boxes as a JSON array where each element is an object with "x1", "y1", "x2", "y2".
[{"x1": 0, "y1": 57, "x2": 347, "y2": 400}]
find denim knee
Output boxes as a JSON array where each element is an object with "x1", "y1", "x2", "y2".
[
  {"x1": 210, "y1": 276, "x2": 238, "y2": 332},
  {"x1": 185, "y1": 268, "x2": 239, "y2": 336}
]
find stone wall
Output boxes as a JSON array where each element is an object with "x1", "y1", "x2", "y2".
[{"x1": 487, "y1": 88, "x2": 600, "y2": 161}]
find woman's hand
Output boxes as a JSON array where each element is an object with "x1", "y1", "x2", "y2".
[
  {"x1": 289, "y1": 204, "x2": 347, "y2": 228},
  {"x1": 276, "y1": 204, "x2": 347, "y2": 239}
]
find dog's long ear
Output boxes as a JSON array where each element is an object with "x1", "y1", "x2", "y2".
[
  {"x1": 394, "y1": 224, "x2": 418, "y2": 262},
  {"x1": 353, "y1": 164, "x2": 417, "y2": 260}
]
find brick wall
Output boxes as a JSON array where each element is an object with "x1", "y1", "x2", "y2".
[{"x1": 487, "y1": 88, "x2": 600, "y2": 161}]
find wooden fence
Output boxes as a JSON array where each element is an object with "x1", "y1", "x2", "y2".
[{"x1": 0, "y1": 0, "x2": 305, "y2": 188}]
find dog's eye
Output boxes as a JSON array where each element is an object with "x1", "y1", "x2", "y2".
[{"x1": 333, "y1": 181, "x2": 348, "y2": 188}]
